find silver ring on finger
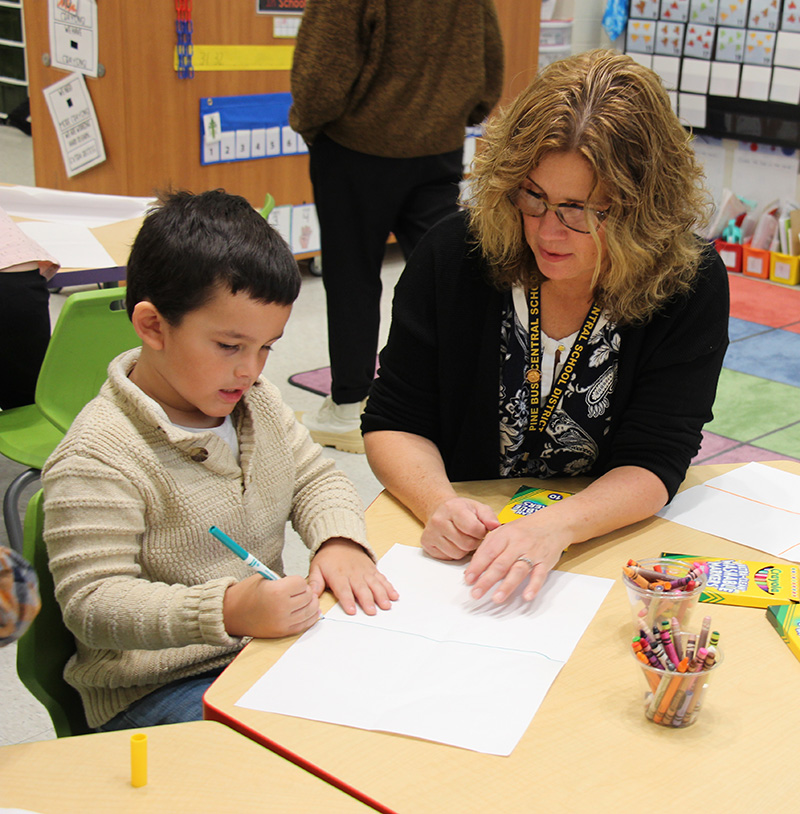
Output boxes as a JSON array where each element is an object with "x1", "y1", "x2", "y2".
[{"x1": 516, "y1": 556, "x2": 535, "y2": 570}]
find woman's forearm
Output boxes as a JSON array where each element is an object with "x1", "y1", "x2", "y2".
[{"x1": 364, "y1": 430, "x2": 458, "y2": 524}]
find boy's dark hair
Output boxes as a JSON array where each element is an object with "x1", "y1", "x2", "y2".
[{"x1": 125, "y1": 189, "x2": 301, "y2": 323}]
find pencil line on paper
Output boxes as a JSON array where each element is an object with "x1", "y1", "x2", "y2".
[
  {"x1": 320, "y1": 617, "x2": 566, "y2": 662},
  {"x1": 705, "y1": 484, "x2": 800, "y2": 516}
]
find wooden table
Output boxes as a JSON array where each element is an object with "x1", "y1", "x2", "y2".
[
  {"x1": 0, "y1": 720, "x2": 370, "y2": 812},
  {"x1": 204, "y1": 462, "x2": 800, "y2": 813}
]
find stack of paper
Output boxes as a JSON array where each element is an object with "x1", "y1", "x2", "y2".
[{"x1": 236, "y1": 544, "x2": 612, "y2": 755}]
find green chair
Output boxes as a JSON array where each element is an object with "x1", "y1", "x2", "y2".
[
  {"x1": 0, "y1": 287, "x2": 138, "y2": 552},
  {"x1": 17, "y1": 490, "x2": 91, "y2": 737}
]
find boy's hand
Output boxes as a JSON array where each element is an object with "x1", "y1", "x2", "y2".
[
  {"x1": 223, "y1": 574, "x2": 319, "y2": 639},
  {"x1": 308, "y1": 539, "x2": 399, "y2": 616}
]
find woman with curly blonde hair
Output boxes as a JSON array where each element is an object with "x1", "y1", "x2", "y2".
[{"x1": 362, "y1": 50, "x2": 728, "y2": 604}]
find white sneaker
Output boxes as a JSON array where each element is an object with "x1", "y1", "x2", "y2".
[{"x1": 299, "y1": 396, "x2": 366, "y2": 454}]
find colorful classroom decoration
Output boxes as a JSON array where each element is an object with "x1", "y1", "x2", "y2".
[{"x1": 627, "y1": 0, "x2": 800, "y2": 148}]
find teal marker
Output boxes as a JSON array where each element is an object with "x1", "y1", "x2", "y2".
[{"x1": 208, "y1": 525, "x2": 279, "y2": 581}]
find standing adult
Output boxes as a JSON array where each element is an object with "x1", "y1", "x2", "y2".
[{"x1": 290, "y1": 0, "x2": 504, "y2": 453}]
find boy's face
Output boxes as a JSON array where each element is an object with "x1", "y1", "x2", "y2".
[{"x1": 141, "y1": 287, "x2": 291, "y2": 428}]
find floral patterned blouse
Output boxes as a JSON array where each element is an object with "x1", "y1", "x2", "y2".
[{"x1": 499, "y1": 287, "x2": 621, "y2": 478}]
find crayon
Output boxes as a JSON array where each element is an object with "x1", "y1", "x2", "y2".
[
  {"x1": 672, "y1": 689, "x2": 694, "y2": 727},
  {"x1": 652, "y1": 657, "x2": 689, "y2": 723},
  {"x1": 670, "y1": 617, "x2": 683, "y2": 660},
  {"x1": 698, "y1": 616, "x2": 712, "y2": 650},
  {"x1": 663, "y1": 687, "x2": 685, "y2": 725},
  {"x1": 660, "y1": 620, "x2": 681, "y2": 668}
]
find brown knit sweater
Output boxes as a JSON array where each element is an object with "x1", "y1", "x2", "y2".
[
  {"x1": 289, "y1": 0, "x2": 504, "y2": 158},
  {"x1": 42, "y1": 349, "x2": 369, "y2": 727}
]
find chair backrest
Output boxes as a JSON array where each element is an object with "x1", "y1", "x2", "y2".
[
  {"x1": 36, "y1": 287, "x2": 139, "y2": 432},
  {"x1": 16, "y1": 490, "x2": 91, "y2": 737}
]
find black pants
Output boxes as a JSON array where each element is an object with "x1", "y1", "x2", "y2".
[
  {"x1": 0, "y1": 271, "x2": 51, "y2": 410},
  {"x1": 309, "y1": 134, "x2": 462, "y2": 404}
]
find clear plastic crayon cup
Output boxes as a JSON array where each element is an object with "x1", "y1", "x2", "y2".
[
  {"x1": 631, "y1": 636, "x2": 723, "y2": 728},
  {"x1": 622, "y1": 557, "x2": 707, "y2": 635}
]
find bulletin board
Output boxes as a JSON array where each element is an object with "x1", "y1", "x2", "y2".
[
  {"x1": 625, "y1": 0, "x2": 800, "y2": 150},
  {"x1": 22, "y1": 0, "x2": 539, "y2": 206}
]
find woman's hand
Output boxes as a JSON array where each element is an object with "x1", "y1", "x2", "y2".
[
  {"x1": 308, "y1": 539, "x2": 399, "y2": 615},
  {"x1": 421, "y1": 497, "x2": 501, "y2": 560},
  {"x1": 464, "y1": 511, "x2": 570, "y2": 604},
  {"x1": 223, "y1": 574, "x2": 320, "y2": 639}
]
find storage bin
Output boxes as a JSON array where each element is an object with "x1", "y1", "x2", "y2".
[
  {"x1": 538, "y1": 44, "x2": 572, "y2": 70},
  {"x1": 539, "y1": 20, "x2": 573, "y2": 47},
  {"x1": 769, "y1": 251, "x2": 800, "y2": 285},
  {"x1": 742, "y1": 242, "x2": 771, "y2": 279},
  {"x1": 714, "y1": 239, "x2": 742, "y2": 272}
]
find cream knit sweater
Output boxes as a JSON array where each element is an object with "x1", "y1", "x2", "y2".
[{"x1": 42, "y1": 348, "x2": 369, "y2": 728}]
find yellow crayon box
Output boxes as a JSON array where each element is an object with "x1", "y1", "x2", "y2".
[
  {"x1": 661, "y1": 552, "x2": 800, "y2": 609},
  {"x1": 498, "y1": 485, "x2": 572, "y2": 524},
  {"x1": 766, "y1": 604, "x2": 800, "y2": 664}
]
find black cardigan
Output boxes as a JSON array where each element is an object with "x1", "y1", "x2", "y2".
[{"x1": 362, "y1": 212, "x2": 730, "y2": 501}]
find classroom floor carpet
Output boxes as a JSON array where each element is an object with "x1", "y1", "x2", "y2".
[{"x1": 288, "y1": 273, "x2": 800, "y2": 466}]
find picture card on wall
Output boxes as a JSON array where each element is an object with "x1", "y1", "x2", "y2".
[
  {"x1": 716, "y1": 26, "x2": 745, "y2": 61},
  {"x1": 739, "y1": 63, "x2": 772, "y2": 98},
  {"x1": 770, "y1": 67, "x2": 800, "y2": 104},
  {"x1": 684, "y1": 23, "x2": 716, "y2": 59},
  {"x1": 678, "y1": 92, "x2": 707, "y2": 127},
  {"x1": 653, "y1": 54, "x2": 682, "y2": 89},
  {"x1": 629, "y1": 0, "x2": 660, "y2": 18},
  {"x1": 717, "y1": 0, "x2": 749, "y2": 27},
  {"x1": 782, "y1": 1, "x2": 800, "y2": 32},
  {"x1": 744, "y1": 29, "x2": 776, "y2": 65},
  {"x1": 775, "y1": 31, "x2": 800, "y2": 69},
  {"x1": 656, "y1": 22, "x2": 686, "y2": 56},
  {"x1": 690, "y1": 0, "x2": 720, "y2": 25},
  {"x1": 680, "y1": 56, "x2": 712, "y2": 91},
  {"x1": 626, "y1": 19, "x2": 656, "y2": 53},
  {"x1": 748, "y1": 1, "x2": 780, "y2": 30},
  {"x1": 661, "y1": 0, "x2": 691, "y2": 22},
  {"x1": 709, "y1": 60, "x2": 741, "y2": 94}
]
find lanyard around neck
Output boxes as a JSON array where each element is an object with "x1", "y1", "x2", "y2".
[{"x1": 527, "y1": 285, "x2": 601, "y2": 433}]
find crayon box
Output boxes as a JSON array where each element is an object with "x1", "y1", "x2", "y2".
[
  {"x1": 661, "y1": 552, "x2": 800, "y2": 608},
  {"x1": 766, "y1": 604, "x2": 800, "y2": 663},
  {"x1": 498, "y1": 485, "x2": 573, "y2": 524}
]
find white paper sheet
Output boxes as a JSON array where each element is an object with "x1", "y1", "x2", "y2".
[
  {"x1": 0, "y1": 185, "x2": 154, "y2": 227},
  {"x1": 235, "y1": 544, "x2": 613, "y2": 755},
  {"x1": 16, "y1": 221, "x2": 116, "y2": 270},
  {"x1": 657, "y1": 463, "x2": 800, "y2": 561}
]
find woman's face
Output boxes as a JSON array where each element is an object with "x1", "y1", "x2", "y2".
[{"x1": 520, "y1": 151, "x2": 608, "y2": 293}]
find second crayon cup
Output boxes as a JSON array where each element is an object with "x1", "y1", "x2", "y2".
[
  {"x1": 623, "y1": 557, "x2": 706, "y2": 635},
  {"x1": 631, "y1": 636, "x2": 723, "y2": 728}
]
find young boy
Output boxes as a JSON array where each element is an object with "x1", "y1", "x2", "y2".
[{"x1": 42, "y1": 190, "x2": 397, "y2": 731}]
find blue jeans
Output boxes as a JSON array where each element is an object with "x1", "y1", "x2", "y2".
[{"x1": 95, "y1": 666, "x2": 226, "y2": 732}]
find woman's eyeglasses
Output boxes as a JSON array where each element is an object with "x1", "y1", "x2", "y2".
[{"x1": 511, "y1": 186, "x2": 609, "y2": 234}]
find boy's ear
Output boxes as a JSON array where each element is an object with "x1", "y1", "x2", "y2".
[{"x1": 131, "y1": 301, "x2": 168, "y2": 351}]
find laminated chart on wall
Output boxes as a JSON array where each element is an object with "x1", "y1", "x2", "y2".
[
  {"x1": 199, "y1": 93, "x2": 307, "y2": 165},
  {"x1": 625, "y1": 0, "x2": 800, "y2": 148}
]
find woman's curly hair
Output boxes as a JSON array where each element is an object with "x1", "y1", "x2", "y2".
[{"x1": 467, "y1": 49, "x2": 713, "y2": 325}]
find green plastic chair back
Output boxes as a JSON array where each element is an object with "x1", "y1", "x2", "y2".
[
  {"x1": 17, "y1": 490, "x2": 91, "y2": 737},
  {"x1": 36, "y1": 287, "x2": 139, "y2": 432},
  {"x1": 259, "y1": 192, "x2": 276, "y2": 220}
]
